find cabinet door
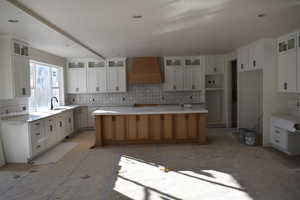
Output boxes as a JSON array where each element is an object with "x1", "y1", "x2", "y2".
[
  {"x1": 249, "y1": 41, "x2": 263, "y2": 70},
  {"x1": 45, "y1": 117, "x2": 57, "y2": 148},
  {"x1": 215, "y1": 55, "x2": 225, "y2": 74},
  {"x1": 117, "y1": 67, "x2": 126, "y2": 92},
  {"x1": 163, "y1": 66, "x2": 175, "y2": 91},
  {"x1": 12, "y1": 55, "x2": 30, "y2": 97},
  {"x1": 56, "y1": 115, "x2": 65, "y2": 142},
  {"x1": 107, "y1": 67, "x2": 119, "y2": 92},
  {"x1": 77, "y1": 67, "x2": 87, "y2": 93},
  {"x1": 174, "y1": 66, "x2": 184, "y2": 91},
  {"x1": 278, "y1": 32, "x2": 297, "y2": 92},
  {"x1": 184, "y1": 57, "x2": 202, "y2": 91},
  {"x1": 67, "y1": 68, "x2": 78, "y2": 93},
  {"x1": 87, "y1": 67, "x2": 107, "y2": 93},
  {"x1": 238, "y1": 46, "x2": 250, "y2": 71},
  {"x1": 205, "y1": 55, "x2": 216, "y2": 74}
]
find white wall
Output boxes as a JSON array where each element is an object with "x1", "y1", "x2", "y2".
[{"x1": 0, "y1": 138, "x2": 5, "y2": 166}]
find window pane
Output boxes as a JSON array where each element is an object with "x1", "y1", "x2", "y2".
[
  {"x1": 35, "y1": 64, "x2": 51, "y2": 108},
  {"x1": 30, "y1": 63, "x2": 35, "y2": 88},
  {"x1": 51, "y1": 68, "x2": 59, "y2": 87}
]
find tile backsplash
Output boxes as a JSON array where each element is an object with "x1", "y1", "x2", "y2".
[
  {"x1": 0, "y1": 98, "x2": 28, "y2": 116},
  {"x1": 67, "y1": 84, "x2": 204, "y2": 106}
]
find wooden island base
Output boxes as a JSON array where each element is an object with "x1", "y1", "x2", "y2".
[{"x1": 94, "y1": 113, "x2": 207, "y2": 146}]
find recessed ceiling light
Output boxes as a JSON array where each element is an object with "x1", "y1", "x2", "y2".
[
  {"x1": 132, "y1": 15, "x2": 142, "y2": 19},
  {"x1": 257, "y1": 13, "x2": 266, "y2": 18},
  {"x1": 8, "y1": 19, "x2": 19, "y2": 23}
]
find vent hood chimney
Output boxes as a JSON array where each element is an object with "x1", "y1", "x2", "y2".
[{"x1": 128, "y1": 57, "x2": 162, "y2": 84}]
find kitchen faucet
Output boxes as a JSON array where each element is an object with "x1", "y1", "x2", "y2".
[{"x1": 50, "y1": 97, "x2": 59, "y2": 110}]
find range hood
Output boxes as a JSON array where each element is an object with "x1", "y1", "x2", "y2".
[{"x1": 128, "y1": 57, "x2": 162, "y2": 84}]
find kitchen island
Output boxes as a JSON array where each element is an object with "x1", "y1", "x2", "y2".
[{"x1": 93, "y1": 105, "x2": 208, "y2": 146}]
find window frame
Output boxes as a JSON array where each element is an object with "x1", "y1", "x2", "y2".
[{"x1": 29, "y1": 60, "x2": 64, "y2": 110}]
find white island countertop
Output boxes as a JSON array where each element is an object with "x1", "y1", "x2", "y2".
[{"x1": 93, "y1": 105, "x2": 208, "y2": 116}]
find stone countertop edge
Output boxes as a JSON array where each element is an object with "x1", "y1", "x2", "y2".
[
  {"x1": 92, "y1": 106, "x2": 208, "y2": 116},
  {"x1": 1, "y1": 105, "x2": 82, "y2": 123}
]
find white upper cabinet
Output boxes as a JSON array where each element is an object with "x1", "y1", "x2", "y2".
[
  {"x1": 0, "y1": 36, "x2": 30, "y2": 99},
  {"x1": 164, "y1": 56, "x2": 204, "y2": 91},
  {"x1": 87, "y1": 59, "x2": 107, "y2": 93},
  {"x1": 205, "y1": 55, "x2": 224, "y2": 75},
  {"x1": 163, "y1": 57, "x2": 184, "y2": 91},
  {"x1": 277, "y1": 31, "x2": 298, "y2": 92},
  {"x1": 238, "y1": 45, "x2": 250, "y2": 72},
  {"x1": 184, "y1": 56, "x2": 203, "y2": 91},
  {"x1": 67, "y1": 59, "x2": 87, "y2": 94},
  {"x1": 106, "y1": 57, "x2": 127, "y2": 93}
]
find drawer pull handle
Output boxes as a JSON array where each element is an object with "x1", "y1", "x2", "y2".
[
  {"x1": 35, "y1": 123, "x2": 40, "y2": 126},
  {"x1": 275, "y1": 130, "x2": 280, "y2": 134},
  {"x1": 36, "y1": 145, "x2": 41, "y2": 149},
  {"x1": 275, "y1": 139, "x2": 280, "y2": 143},
  {"x1": 36, "y1": 133, "x2": 41, "y2": 136}
]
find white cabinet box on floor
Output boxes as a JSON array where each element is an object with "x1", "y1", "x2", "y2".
[{"x1": 270, "y1": 115, "x2": 300, "y2": 155}]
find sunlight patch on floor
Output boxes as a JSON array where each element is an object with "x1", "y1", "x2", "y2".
[{"x1": 114, "y1": 156, "x2": 253, "y2": 200}]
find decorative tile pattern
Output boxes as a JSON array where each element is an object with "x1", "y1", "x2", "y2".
[
  {"x1": 67, "y1": 84, "x2": 204, "y2": 106},
  {"x1": 0, "y1": 98, "x2": 28, "y2": 116}
]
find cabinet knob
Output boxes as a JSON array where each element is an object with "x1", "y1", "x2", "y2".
[
  {"x1": 50, "y1": 125, "x2": 53, "y2": 132},
  {"x1": 116, "y1": 86, "x2": 119, "y2": 91},
  {"x1": 253, "y1": 60, "x2": 256, "y2": 67},
  {"x1": 22, "y1": 88, "x2": 26, "y2": 95},
  {"x1": 60, "y1": 121, "x2": 62, "y2": 127},
  {"x1": 214, "y1": 67, "x2": 217, "y2": 72},
  {"x1": 173, "y1": 85, "x2": 177, "y2": 90},
  {"x1": 241, "y1": 64, "x2": 244, "y2": 70},
  {"x1": 36, "y1": 133, "x2": 41, "y2": 136}
]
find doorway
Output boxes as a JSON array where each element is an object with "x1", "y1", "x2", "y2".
[{"x1": 231, "y1": 60, "x2": 238, "y2": 128}]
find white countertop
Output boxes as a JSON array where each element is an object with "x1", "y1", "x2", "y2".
[
  {"x1": 93, "y1": 105, "x2": 208, "y2": 116},
  {"x1": 1, "y1": 105, "x2": 81, "y2": 123}
]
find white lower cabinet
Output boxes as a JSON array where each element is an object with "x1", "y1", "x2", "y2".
[{"x1": 0, "y1": 110, "x2": 75, "y2": 163}]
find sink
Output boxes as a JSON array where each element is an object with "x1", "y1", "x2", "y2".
[{"x1": 53, "y1": 107, "x2": 67, "y2": 111}]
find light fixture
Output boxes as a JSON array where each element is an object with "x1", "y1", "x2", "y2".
[
  {"x1": 8, "y1": 19, "x2": 19, "y2": 23},
  {"x1": 257, "y1": 13, "x2": 266, "y2": 18},
  {"x1": 132, "y1": 15, "x2": 142, "y2": 19}
]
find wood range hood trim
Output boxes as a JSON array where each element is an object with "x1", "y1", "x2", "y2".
[{"x1": 128, "y1": 57, "x2": 162, "y2": 84}]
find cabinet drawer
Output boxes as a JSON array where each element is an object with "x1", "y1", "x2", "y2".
[
  {"x1": 31, "y1": 142, "x2": 44, "y2": 157},
  {"x1": 271, "y1": 126, "x2": 288, "y2": 149},
  {"x1": 30, "y1": 120, "x2": 43, "y2": 132}
]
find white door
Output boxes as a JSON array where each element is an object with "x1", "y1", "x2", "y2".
[
  {"x1": 278, "y1": 32, "x2": 297, "y2": 92},
  {"x1": 56, "y1": 115, "x2": 65, "y2": 142},
  {"x1": 77, "y1": 67, "x2": 87, "y2": 93}
]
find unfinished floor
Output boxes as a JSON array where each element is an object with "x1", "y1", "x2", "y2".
[{"x1": 0, "y1": 129, "x2": 300, "y2": 200}]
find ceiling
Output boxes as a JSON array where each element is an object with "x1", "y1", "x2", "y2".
[{"x1": 1, "y1": 0, "x2": 300, "y2": 58}]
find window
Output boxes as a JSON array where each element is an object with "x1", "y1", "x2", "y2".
[{"x1": 29, "y1": 61, "x2": 63, "y2": 110}]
